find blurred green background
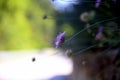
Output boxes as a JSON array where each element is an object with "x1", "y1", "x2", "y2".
[
  {"x1": 0, "y1": 0, "x2": 56, "y2": 50},
  {"x1": 0, "y1": 0, "x2": 119, "y2": 51}
]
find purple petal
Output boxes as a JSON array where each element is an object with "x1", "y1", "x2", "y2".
[
  {"x1": 95, "y1": 26, "x2": 103, "y2": 40},
  {"x1": 55, "y1": 41, "x2": 60, "y2": 48},
  {"x1": 55, "y1": 32, "x2": 65, "y2": 48},
  {"x1": 95, "y1": 0, "x2": 101, "y2": 8},
  {"x1": 95, "y1": 32, "x2": 102, "y2": 40}
]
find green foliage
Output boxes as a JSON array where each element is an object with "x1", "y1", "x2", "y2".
[{"x1": 0, "y1": 0, "x2": 55, "y2": 50}]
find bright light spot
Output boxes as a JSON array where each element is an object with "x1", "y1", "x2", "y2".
[
  {"x1": 0, "y1": 50, "x2": 72, "y2": 80},
  {"x1": 49, "y1": 0, "x2": 79, "y2": 13}
]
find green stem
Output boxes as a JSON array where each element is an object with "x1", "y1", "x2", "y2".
[{"x1": 65, "y1": 16, "x2": 120, "y2": 43}]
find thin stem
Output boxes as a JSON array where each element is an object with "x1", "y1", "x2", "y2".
[
  {"x1": 73, "y1": 45, "x2": 96, "y2": 56},
  {"x1": 65, "y1": 16, "x2": 120, "y2": 43},
  {"x1": 72, "y1": 39, "x2": 113, "y2": 56}
]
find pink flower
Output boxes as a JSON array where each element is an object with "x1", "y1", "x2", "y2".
[
  {"x1": 95, "y1": 26, "x2": 103, "y2": 40},
  {"x1": 55, "y1": 31, "x2": 65, "y2": 48},
  {"x1": 95, "y1": 0, "x2": 101, "y2": 8}
]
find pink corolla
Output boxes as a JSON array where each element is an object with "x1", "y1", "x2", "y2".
[
  {"x1": 55, "y1": 31, "x2": 65, "y2": 48},
  {"x1": 95, "y1": 26, "x2": 103, "y2": 40},
  {"x1": 95, "y1": 0, "x2": 101, "y2": 8}
]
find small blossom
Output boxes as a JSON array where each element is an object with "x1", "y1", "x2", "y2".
[
  {"x1": 95, "y1": 32, "x2": 102, "y2": 40},
  {"x1": 80, "y1": 12, "x2": 89, "y2": 22},
  {"x1": 65, "y1": 49, "x2": 72, "y2": 57},
  {"x1": 80, "y1": 11, "x2": 95, "y2": 22},
  {"x1": 95, "y1": 0, "x2": 101, "y2": 8},
  {"x1": 95, "y1": 26, "x2": 103, "y2": 40},
  {"x1": 55, "y1": 31, "x2": 65, "y2": 48}
]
